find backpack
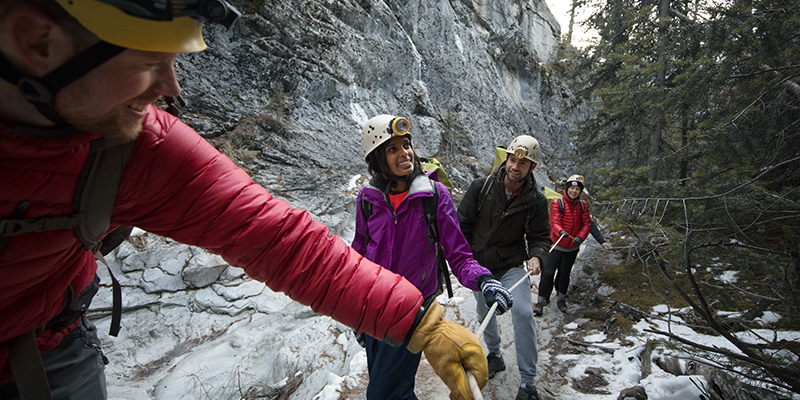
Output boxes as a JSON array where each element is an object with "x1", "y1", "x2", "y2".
[
  {"x1": 557, "y1": 197, "x2": 585, "y2": 217},
  {"x1": 0, "y1": 99, "x2": 187, "y2": 339},
  {"x1": 543, "y1": 186, "x2": 561, "y2": 203},
  {"x1": 0, "y1": 137, "x2": 132, "y2": 337},
  {"x1": 359, "y1": 178, "x2": 454, "y2": 298},
  {"x1": 491, "y1": 145, "x2": 508, "y2": 173},
  {"x1": 419, "y1": 157, "x2": 452, "y2": 191}
]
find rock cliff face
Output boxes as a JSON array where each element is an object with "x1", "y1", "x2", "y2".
[
  {"x1": 99, "y1": 2, "x2": 586, "y2": 398},
  {"x1": 174, "y1": 0, "x2": 577, "y2": 238}
]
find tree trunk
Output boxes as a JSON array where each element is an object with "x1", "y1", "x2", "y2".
[
  {"x1": 650, "y1": 0, "x2": 670, "y2": 181},
  {"x1": 566, "y1": 0, "x2": 577, "y2": 45},
  {"x1": 679, "y1": 103, "x2": 688, "y2": 185}
]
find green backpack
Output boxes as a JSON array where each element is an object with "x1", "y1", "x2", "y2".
[
  {"x1": 420, "y1": 157, "x2": 453, "y2": 191},
  {"x1": 492, "y1": 145, "x2": 508, "y2": 173}
]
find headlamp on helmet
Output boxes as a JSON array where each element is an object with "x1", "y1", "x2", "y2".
[
  {"x1": 361, "y1": 115, "x2": 412, "y2": 161},
  {"x1": 506, "y1": 135, "x2": 541, "y2": 164},
  {"x1": 391, "y1": 117, "x2": 411, "y2": 136},
  {"x1": 513, "y1": 146, "x2": 529, "y2": 160},
  {"x1": 98, "y1": 0, "x2": 241, "y2": 28},
  {"x1": 566, "y1": 174, "x2": 585, "y2": 190}
]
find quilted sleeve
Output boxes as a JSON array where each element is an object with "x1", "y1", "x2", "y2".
[{"x1": 113, "y1": 108, "x2": 422, "y2": 341}]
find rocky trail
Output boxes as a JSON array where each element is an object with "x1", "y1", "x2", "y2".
[{"x1": 340, "y1": 240, "x2": 625, "y2": 399}]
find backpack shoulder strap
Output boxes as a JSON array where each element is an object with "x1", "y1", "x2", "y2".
[
  {"x1": 476, "y1": 177, "x2": 494, "y2": 215},
  {"x1": 421, "y1": 180, "x2": 453, "y2": 298},
  {"x1": 558, "y1": 198, "x2": 565, "y2": 216},
  {"x1": 78, "y1": 138, "x2": 135, "y2": 338},
  {"x1": 0, "y1": 139, "x2": 135, "y2": 251},
  {"x1": 359, "y1": 193, "x2": 373, "y2": 254},
  {"x1": 422, "y1": 179, "x2": 439, "y2": 244},
  {"x1": 74, "y1": 138, "x2": 135, "y2": 253}
]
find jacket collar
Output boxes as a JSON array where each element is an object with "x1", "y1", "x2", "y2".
[{"x1": 365, "y1": 173, "x2": 434, "y2": 198}]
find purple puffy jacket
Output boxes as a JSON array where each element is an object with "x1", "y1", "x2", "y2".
[{"x1": 353, "y1": 175, "x2": 490, "y2": 298}]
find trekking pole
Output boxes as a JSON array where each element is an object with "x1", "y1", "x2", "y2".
[
  {"x1": 475, "y1": 270, "x2": 535, "y2": 338},
  {"x1": 475, "y1": 233, "x2": 568, "y2": 338},
  {"x1": 467, "y1": 234, "x2": 568, "y2": 399},
  {"x1": 467, "y1": 269, "x2": 537, "y2": 400},
  {"x1": 467, "y1": 371, "x2": 484, "y2": 400},
  {"x1": 549, "y1": 233, "x2": 568, "y2": 253}
]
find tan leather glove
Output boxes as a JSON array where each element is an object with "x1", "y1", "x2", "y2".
[{"x1": 406, "y1": 300, "x2": 488, "y2": 400}]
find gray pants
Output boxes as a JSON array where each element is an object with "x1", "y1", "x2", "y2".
[
  {"x1": 0, "y1": 317, "x2": 108, "y2": 400},
  {"x1": 473, "y1": 266, "x2": 538, "y2": 385}
]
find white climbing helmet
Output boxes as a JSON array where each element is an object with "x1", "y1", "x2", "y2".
[
  {"x1": 360, "y1": 115, "x2": 411, "y2": 161},
  {"x1": 566, "y1": 174, "x2": 585, "y2": 190},
  {"x1": 506, "y1": 135, "x2": 541, "y2": 164}
]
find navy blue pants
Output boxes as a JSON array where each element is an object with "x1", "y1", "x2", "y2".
[{"x1": 364, "y1": 334, "x2": 421, "y2": 400}]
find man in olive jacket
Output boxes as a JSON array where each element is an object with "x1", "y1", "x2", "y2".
[{"x1": 457, "y1": 135, "x2": 551, "y2": 400}]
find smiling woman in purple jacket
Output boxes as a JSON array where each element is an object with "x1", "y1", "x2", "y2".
[{"x1": 352, "y1": 115, "x2": 512, "y2": 400}]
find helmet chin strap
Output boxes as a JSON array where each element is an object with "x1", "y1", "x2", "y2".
[{"x1": 0, "y1": 41, "x2": 125, "y2": 128}]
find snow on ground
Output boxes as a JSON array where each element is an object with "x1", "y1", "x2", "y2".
[{"x1": 101, "y1": 235, "x2": 799, "y2": 400}]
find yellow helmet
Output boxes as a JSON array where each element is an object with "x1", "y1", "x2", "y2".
[
  {"x1": 55, "y1": 0, "x2": 240, "y2": 53},
  {"x1": 0, "y1": 0, "x2": 240, "y2": 125}
]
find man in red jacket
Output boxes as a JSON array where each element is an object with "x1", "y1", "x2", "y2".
[{"x1": 0, "y1": 1, "x2": 487, "y2": 399}]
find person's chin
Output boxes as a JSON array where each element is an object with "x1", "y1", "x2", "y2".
[{"x1": 85, "y1": 120, "x2": 143, "y2": 143}]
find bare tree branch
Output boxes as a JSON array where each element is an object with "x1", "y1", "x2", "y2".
[{"x1": 644, "y1": 326, "x2": 800, "y2": 392}]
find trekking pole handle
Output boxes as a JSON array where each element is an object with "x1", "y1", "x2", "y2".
[
  {"x1": 549, "y1": 233, "x2": 568, "y2": 253},
  {"x1": 467, "y1": 371, "x2": 484, "y2": 400},
  {"x1": 474, "y1": 269, "x2": 533, "y2": 338}
]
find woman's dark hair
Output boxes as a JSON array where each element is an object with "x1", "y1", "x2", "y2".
[{"x1": 366, "y1": 137, "x2": 424, "y2": 191}]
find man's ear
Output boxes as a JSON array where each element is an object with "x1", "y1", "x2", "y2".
[{"x1": 4, "y1": 9, "x2": 73, "y2": 76}]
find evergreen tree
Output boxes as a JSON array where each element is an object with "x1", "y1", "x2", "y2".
[{"x1": 567, "y1": 0, "x2": 800, "y2": 394}]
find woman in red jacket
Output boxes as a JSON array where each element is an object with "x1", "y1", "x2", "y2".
[{"x1": 534, "y1": 175, "x2": 591, "y2": 315}]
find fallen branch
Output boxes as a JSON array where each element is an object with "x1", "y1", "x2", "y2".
[{"x1": 566, "y1": 338, "x2": 616, "y2": 354}]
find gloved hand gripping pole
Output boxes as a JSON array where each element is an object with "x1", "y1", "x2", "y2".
[{"x1": 467, "y1": 233, "x2": 567, "y2": 399}]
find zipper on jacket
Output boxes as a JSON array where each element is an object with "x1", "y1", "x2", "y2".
[{"x1": 380, "y1": 186, "x2": 402, "y2": 273}]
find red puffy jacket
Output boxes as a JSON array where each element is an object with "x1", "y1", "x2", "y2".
[
  {"x1": 0, "y1": 106, "x2": 422, "y2": 383},
  {"x1": 549, "y1": 195, "x2": 591, "y2": 250}
]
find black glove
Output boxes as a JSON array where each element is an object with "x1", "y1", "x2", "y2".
[
  {"x1": 559, "y1": 230, "x2": 568, "y2": 237},
  {"x1": 477, "y1": 274, "x2": 513, "y2": 315},
  {"x1": 573, "y1": 236, "x2": 583, "y2": 245}
]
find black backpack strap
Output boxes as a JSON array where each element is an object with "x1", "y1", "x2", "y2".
[
  {"x1": 0, "y1": 139, "x2": 135, "y2": 252},
  {"x1": 7, "y1": 331, "x2": 53, "y2": 400},
  {"x1": 558, "y1": 197, "x2": 584, "y2": 217},
  {"x1": 422, "y1": 180, "x2": 439, "y2": 245},
  {"x1": 74, "y1": 138, "x2": 135, "y2": 253},
  {"x1": 422, "y1": 180, "x2": 453, "y2": 298},
  {"x1": 359, "y1": 193, "x2": 373, "y2": 254},
  {"x1": 475, "y1": 177, "x2": 494, "y2": 215},
  {"x1": 78, "y1": 139, "x2": 135, "y2": 338},
  {"x1": 0, "y1": 201, "x2": 31, "y2": 255}
]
